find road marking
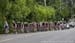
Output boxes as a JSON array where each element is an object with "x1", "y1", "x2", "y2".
[
  {"x1": 0, "y1": 33, "x2": 38, "y2": 43},
  {"x1": 0, "y1": 38, "x2": 14, "y2": 43}
]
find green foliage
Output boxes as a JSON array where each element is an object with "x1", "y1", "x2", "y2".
[
  {"x1": 0, "y1": 0, "x2": 75, "y2": 33},
  {"x1": 60, "y1": 6, "x2": 70, "y2": 17},
  {"x1": 34, "y1": 5, "x2": 55, "y2": 22},
  {"x1": 10, "y1": 0, "x2": 31, "y2": 21},
  {"x1": 0, "y1": 15, "x2": 4, "y2": 33}
]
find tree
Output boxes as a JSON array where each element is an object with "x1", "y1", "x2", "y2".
[
  {"x1": 34, "y1": 5, "x2": 55, "y2": 22},
  {"x1": 10, "y1": 0, "x2": 31, "y2": 22},
  {"x1": 0, "y1": 0, "x2": 11, "y2": 33}
]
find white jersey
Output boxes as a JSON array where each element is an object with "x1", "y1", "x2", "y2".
[{"x1": 4, "y1": 21, "x2": 9, "y2": 29}]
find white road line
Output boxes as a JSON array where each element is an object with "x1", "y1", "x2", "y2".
[
  {"x1": 0, "y1": 38, "x2": 14, "y2": 43},
  {"x1": 0, "y1": 33, "x2": 37, "y2": 43}
]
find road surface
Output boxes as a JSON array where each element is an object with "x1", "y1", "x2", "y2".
[{"x1": 0, "y1": 28, "x2": 75, "y2": 43}]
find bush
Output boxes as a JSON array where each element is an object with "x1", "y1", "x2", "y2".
[{"x1": 0, "y1": 19, "x2": 4, "y2": 34}]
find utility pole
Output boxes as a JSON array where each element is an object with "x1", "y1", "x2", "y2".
[
  {"x1": 44, "y1": 0, "x2": 46, "y2": 6},
  {"x1": 70, "y1": 0, "x2": 74, "y2": 18},
  {"x1": 44, "y1": 0, "x2": 47, "y2": 21}
]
